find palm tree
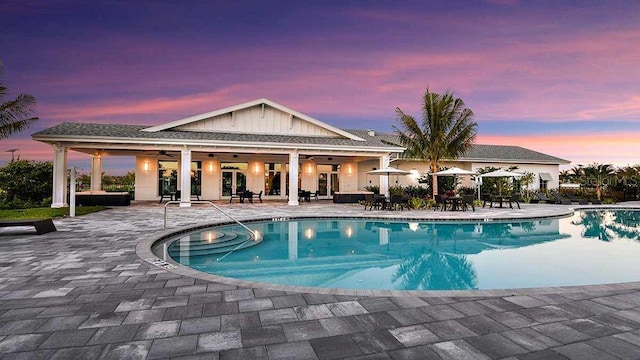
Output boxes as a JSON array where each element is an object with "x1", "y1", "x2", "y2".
[
  {"x1": 392, "y1": 88, "x2": 477, "y2": 196},
  {"x1": 582, "y1": 163, "x2": 614, "y2": 201},
  {"x1": 0, "y1": 60, "x2": 39, "y2": 140}
]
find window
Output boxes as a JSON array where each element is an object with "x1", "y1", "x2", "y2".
[
  {"x1": 158, "y1": 161, "x2": 178, "y2": 196},
  {"x1": 539, "y1": 178, "x2": 548, "y2": 191},
  {"x1": 158, "y1": 161, "x2": 202, "y2": 196}
]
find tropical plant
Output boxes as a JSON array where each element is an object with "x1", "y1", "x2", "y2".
[
  {"x1": 518, "y1": 172, "x2": 536, "y2": 203},
  {"x1": 409, "y1": 197, "x2": 426, "y2": 209},
  {"x1": 0, "y1": 60, "x2": 39, "y2": 140},
  {"x1": 391, "y1": 88, "x2": 477, "y2": 196},
  {"x1": 582, "y1": 163, "x2": 614, "y2": 201}
]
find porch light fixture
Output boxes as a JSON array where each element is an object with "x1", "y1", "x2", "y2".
[
  {"x1": 254, "y1": 163, "x2": 261, "y2": 174},
  {"x1": 208, "y1": 162, "x2": 215, "y2": 174},
  {"x1": 306, "y1": 164, "x2": 313, "y2": 174},
  {"x1": 346, "y1": 164, "x2": 353, "y2": 175},
  {"x1": 143, "y1": 160, "x2": 150, "y2": 173}
]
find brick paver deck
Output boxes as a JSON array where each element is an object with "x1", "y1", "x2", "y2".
[{"x1": 1, "y1": 202, "x2": 640, "y2": 359}]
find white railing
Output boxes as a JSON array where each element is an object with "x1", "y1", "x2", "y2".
[{"x1": 163, "y1": 201, "x2": 258, "y2": 242}]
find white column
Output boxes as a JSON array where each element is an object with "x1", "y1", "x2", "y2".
[
  {"x1": 288, "y1": 151, "x2": 299, "y2": 205},
  {"x1": 288, "y1": 221, "x2": 298, "y2": 260},
  {"x1": 379, "y1": 155, "x2": 390, "y2": 198},
  {"x1": 90, "y1": 154, "x2": 102, "y2": 191},
  {"x1": 51, "y1": 145, "x2": 68, "y2": 208},
  {"x1": 180, "y1": 148, "x2": 192, "y2": 207}
]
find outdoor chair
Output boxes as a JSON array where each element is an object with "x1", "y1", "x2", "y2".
[
  {"x1": 298, "y1": 190, "x2": 311, "y2": 202},
  {"x1": 550, "y1": 192, "x2": 571, "y2": 205},
  {"x1": 481, "y1": 194, "x2": 493, "y2": 208},
  {"x1": 509, "y1": 194, "x2": 521, "y2": 209},
  {"x1": 363, "y1": 193, "x2": 374, "y2": 210},
  {"x1": 159, "y1": 190, "x2": 175, "y2": 203},
  {"x1": 566, "y1": 193, "x2": 588, "y2": 205},
  {"x1": 312, "y1": 191, "x2": 319, "y2": 201},
  {"x1": 461, "y1": 194, "x2": 475, "y2": 212},
  {"x1": 532, "y1": 192, "x2": 558, "y2": 204},
  {"x1": 248, "y1": 190, "x2": 263, "y2": 203},
  {"x1": 434, "y1": 195, "x2": 447, "y2": 211},
  {"x1": 390, "y1": 194, "x2": 407, "y2": 211},
  {"x1": 371, "y1": 195, "x2": 386, "y2": 210}
]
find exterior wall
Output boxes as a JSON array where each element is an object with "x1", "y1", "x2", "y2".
[
  {"x1": 300, "y1": 160, "x2": 316, "y2": 192},
  {"x1": 339, "y1": 161, "x2": 358, "y2": 192},
  {"x1": 134, "y1": 154, "x2": 561, "y2": 201},
  {"x1": 200, "y1": 158, "x2": 220, "y2": 200},
  {"x1": 176, "y1": 105, "x2": 338, "y2": 137},
  {"x1": 357, "y1": 159, "x2": 381, "y2": 192},
  {"x1": 135, "y1": 156, "x2": 159, "y2": 201}
]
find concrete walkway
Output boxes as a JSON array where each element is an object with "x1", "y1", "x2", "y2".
[{"x1": 1, "y1": 202, "x2": 640, "y2": 359}]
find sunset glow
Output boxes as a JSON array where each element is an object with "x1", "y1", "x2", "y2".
[{"x1": 2, "y1": 1, "x2": 639, "y2": 171}]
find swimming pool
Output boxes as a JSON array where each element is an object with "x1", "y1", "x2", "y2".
[{"x1": 158, "y1": 209, "x2": 640, "y2": 291}]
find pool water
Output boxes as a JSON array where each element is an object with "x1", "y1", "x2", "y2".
[{"x1": 163, "y1": 210, "x2": 640, "y2": 291}]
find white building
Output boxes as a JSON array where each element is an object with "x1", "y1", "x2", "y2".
[{"x1": 32, "y1": 98, "x2": 569, "y2": 206}]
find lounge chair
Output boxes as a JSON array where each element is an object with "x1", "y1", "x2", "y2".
[
  {"x1": 532, "y1": 192, "x2": 558, "y2": 204},
  {"x1": 549, "y1": 192, "x2": 571, "y2": 205},
  {"x1": 565, "y1": 193, "x2": 588, "y2": 205}
]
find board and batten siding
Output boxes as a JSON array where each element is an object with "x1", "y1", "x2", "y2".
[{"x1": 175, "y1": 105, "x2": 339, "y2": 137}]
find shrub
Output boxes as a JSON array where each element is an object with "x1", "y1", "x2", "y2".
[
  {"x1": 404, "y1": 185, "x2": 429, "y2": 198},
  {"x1": 409, "y1": 197, "x2": 426, "y2": 209},
  {"x1": 364, "y1": 185, "x2": 379, "y2": 194},
  {"x1": 0, "y1": 160, "x2": 53, "y2": 209}
]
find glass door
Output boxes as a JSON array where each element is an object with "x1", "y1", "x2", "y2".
[
  {"x1": 317, "y1": 164, "x2": 340, "y2": 199},
  {"x1": 221, "y1": 162, "x2": 248, "y2": 197}
]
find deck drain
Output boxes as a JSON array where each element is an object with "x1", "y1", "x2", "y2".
[{"x1": 146, "y1": 258, "x2": 177, "y2": 269}]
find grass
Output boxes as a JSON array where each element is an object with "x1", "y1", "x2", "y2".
[{"x1": 0, "y1": 206, "x2": 106, "y2": 220}]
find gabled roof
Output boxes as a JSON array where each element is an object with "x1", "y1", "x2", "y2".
[
  {"x1": 141, "y1": 98, "x2": 365, "y2": 141},
  {"x1": 31, "y1": 123, "x2": 403, "y2": 152}
]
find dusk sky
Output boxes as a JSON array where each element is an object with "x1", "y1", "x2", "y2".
[{"x1": 2, "y1": 0, "x2": 639, "y2": 173}]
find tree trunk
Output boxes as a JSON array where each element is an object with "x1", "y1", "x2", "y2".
[{"x1": 431, "y1": 162, "x2": 439, "y2": 197}]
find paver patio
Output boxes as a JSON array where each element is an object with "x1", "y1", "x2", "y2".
[{"x1": 1, "y1": 202, "x2": 640, "y2": 359}]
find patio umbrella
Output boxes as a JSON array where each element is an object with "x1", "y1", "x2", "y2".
[
  {"x1": 367, "y1": 167, "x2": 411, "y2": 197},
  {"x1": 432, "y1": 167, "x2": 477, "y2": 176},
  {"x1": 479, "y1": 169, "x2": 523, "y2": 178},
  {"x1": 479, "y1": 169, "x2": 523, "y2": 195},
  {"x1": 432, "y1": 167, "x2": 478, "y2": 199}
]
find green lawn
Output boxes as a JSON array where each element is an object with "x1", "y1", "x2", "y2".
[{"x1": 0, "y1": 206, "x2": 106, "y2": 220}]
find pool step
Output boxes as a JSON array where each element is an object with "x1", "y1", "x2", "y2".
[
  {"x1": 168, "y1": 231, "x2": 262, "y2": 257},
  {"x1": 172, "y1": 233, "x2": 242, "y2": 250}
]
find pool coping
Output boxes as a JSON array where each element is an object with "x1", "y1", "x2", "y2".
[{"x1": 136, "y1": 205, "x2": 640, "y2": 298}]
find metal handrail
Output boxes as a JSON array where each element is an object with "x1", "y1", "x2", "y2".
[{"x1": 163, "y1": 201, "x2": 258, "y2": 242}]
